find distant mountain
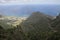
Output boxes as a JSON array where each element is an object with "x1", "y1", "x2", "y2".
[
  {"x1": 0, "y1": 14, "x2": 5, "y2": 18},
  {"x1": 19, "y1": 12, "x2": 54, "y2": 33}
]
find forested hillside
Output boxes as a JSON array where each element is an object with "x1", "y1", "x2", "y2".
[{"x1": 0, "y1": 12, "x2": 60, "y2": 40}]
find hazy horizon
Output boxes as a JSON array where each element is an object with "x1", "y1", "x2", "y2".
[
  {"x1": 0, "y1": 0, "x2": 60, "y2": 17},
  {"x1": 0, "y1": 5, "x2": 60, "y2": 17}
]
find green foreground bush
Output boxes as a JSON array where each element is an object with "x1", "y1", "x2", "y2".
[{"x1": 0, "y1": 26, "x2": 60, "y2": 40}]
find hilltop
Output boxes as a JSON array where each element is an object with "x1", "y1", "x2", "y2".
[{"x1": 19, "y1": 12, "x2": 55, "y2": 33}]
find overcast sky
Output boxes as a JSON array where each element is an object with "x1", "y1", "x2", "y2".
[{"x1": 0, "y1": 0, "x2": 60, "y2": 5}]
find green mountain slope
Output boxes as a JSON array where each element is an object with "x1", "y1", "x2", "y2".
[
  {"x1": 19, "y1": 12, "x2": 54, "y2": 33},
  {"x1": 0, "y1": 20, "x2": 14, "y2": 29},
  {"x1": 51, "y1": 14, "x2": 60, "y2": 32}
]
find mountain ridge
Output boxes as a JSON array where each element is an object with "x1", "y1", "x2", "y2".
[{"x1": 19, "y1": 12, "x2": 54, "y2": 33}]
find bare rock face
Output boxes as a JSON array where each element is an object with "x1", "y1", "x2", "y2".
[{"x1": 20, "y1": 12, "x2": 53, "y2": 33}]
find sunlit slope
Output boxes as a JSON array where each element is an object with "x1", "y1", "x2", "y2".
[{"x1": 0, "y1": 15, "x2": 26, "y2": 29}]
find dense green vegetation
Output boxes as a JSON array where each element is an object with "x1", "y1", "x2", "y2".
[
  {"x1": 0, "y1": 12, "x2": 60, "y2": 40},
  {"x1": 0, "y1": 26, "x2": 60, "y2": 40}
]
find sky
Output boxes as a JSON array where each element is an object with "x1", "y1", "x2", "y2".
[
  {"x1": 0, "y1": 5, "x2": 60, "y2": 17},
  {"x1": 0, "y1": 0, "x2": 60, "y2": 5},
  {"x1": 0, "y1": 0, "x2": 60, "y2": 17}
]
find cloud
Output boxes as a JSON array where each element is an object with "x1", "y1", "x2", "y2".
[{"x1": 0, "y1": 0, "x2": 60, "y2": 5}]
